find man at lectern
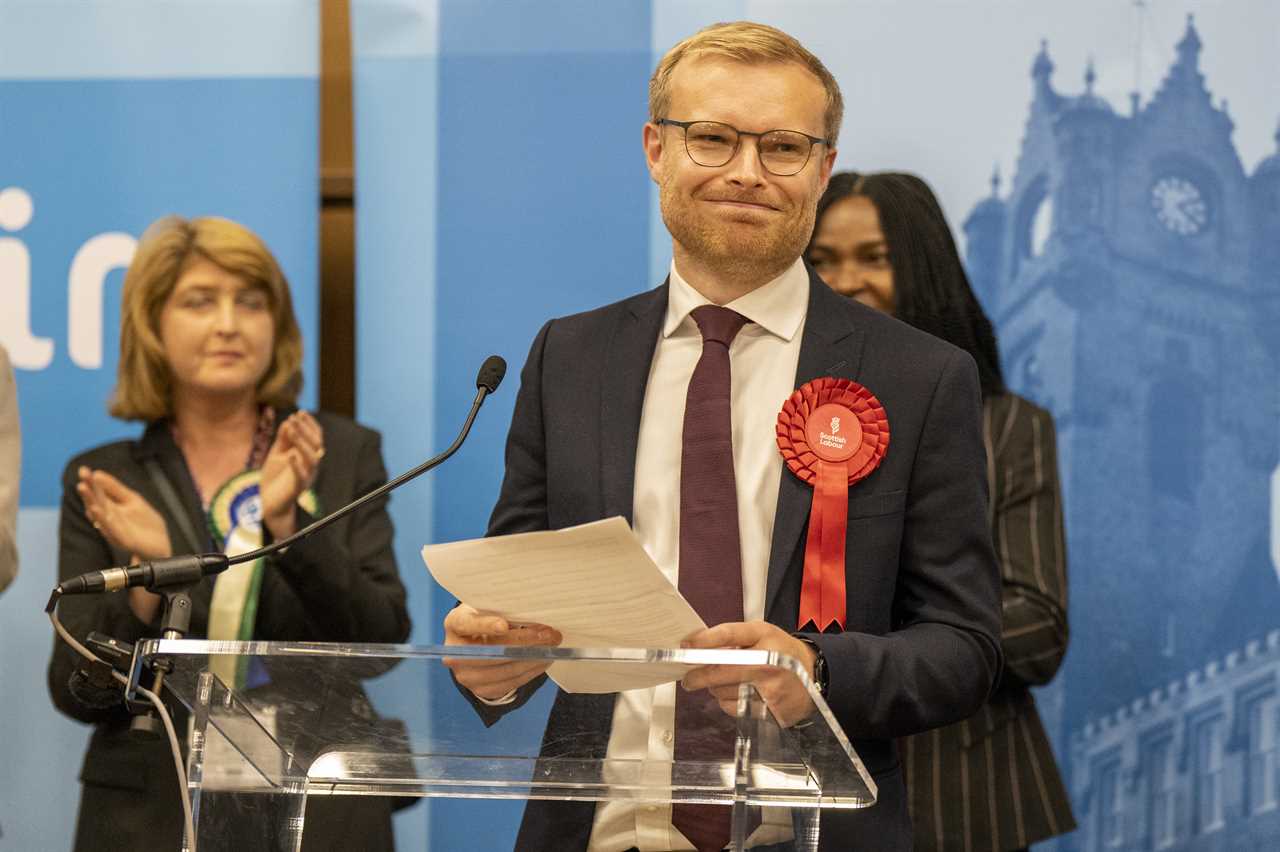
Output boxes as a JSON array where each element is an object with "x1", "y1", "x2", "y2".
[{"x1": 444, "y1": 21, "x2": 1001, "y2": 852}]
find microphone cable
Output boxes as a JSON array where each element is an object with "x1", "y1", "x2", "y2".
[
  {"x1": 47, "y1": 609, "x2": 196, "y2": 852},
  {"x1": 42, "y1": 352, "x2": 509, "y2": 848}
]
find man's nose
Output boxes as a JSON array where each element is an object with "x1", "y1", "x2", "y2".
[{"x1": 723, "y1": 136, "x2": 767, "y2": 187}]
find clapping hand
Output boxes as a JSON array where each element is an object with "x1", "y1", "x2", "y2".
[
  {"x1": 76, "y1": 466, "x2": 171, "y2": 623},
  {"x1": 260, "y1": 411, "x2": 324, "y2": 539},
  {"x1": 77, "y1": 466, "x2": 172, "y2": 562}
]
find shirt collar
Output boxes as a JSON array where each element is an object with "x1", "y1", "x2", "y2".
[{"x1": 663, "y1": 257, "x2": 808, "y2": 342}]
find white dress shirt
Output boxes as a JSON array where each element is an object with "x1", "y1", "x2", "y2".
[{"x1": 586, "y1": 259, "x2": 809, "y2": 851}]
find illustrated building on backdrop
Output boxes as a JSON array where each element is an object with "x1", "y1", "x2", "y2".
[{"x1": 961, "y1": 15, "x2": 1280, "y2": 850}]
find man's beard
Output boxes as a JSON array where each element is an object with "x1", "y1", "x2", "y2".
[{"x1": 659, "y1": 181, "x2": 816, "y2": 282}]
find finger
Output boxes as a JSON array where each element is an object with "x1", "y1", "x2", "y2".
[
  {"x1": 446, "y1": 659, "x2": 551, "y2": 691},
  {"x1": 441, "y1": 655, "x2": 533, "y2": 671},
  {"x1": 443, "y1": 657, "x2": 550, "y2": 679},
  {"x1": 293, "y1": 412, "x2": 324, "y2": 453},
  {"x1": 292, "y1": 438, "x2": 323, "y2": 472},
  {"x1": 446, "y1": 610, "x2": 513, "y2": 641},
  {"x1": 682, "y1": 621, "x2": 763, "y2": 650},
  {"x1": 709, "y1": 684, "x2": 740, "y2": 702},
  {"x1": 78, "y1": 491, "x2": 105, "y2": 530},
  {"x1": 88, "y1": 473, "x2": 113, "y2": 512},
  {"x1": 288, "y1": 449, "x2": 313, "y2": 484},
  {"x1": 459, "y1": 623, "x2": 560, "y2": 646},
  {"x1": 280, "y1": 413, "x2": 318, "y2": 456},
  {"x1": 500, "y1": 624, "x2": 562, "y2": 646},
  {"x1": 289, "y1": 426, "x2": 321, "y2": 461},
  {"x1": 76, "y1": 480, "x2": 101, "y2": 511},
  {"x1": 91, "y1": 469, "x2": 134, "y2": 503},
  {"x1": 270, "y1": 419, "x2": 297, "y2": 454},
  {"x1": 683, "y1": 664, "x2": 760, "y2": 692}
]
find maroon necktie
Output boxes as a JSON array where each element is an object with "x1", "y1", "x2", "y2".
[{"x1": 672, "y1": 305, "x2": 749, "y2": 852}]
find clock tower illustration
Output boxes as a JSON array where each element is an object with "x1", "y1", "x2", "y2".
[{"x1": 961, "y1": 13, "x2": 1280, "y2": 753}]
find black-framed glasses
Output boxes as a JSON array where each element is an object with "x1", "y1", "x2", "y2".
[{"x1": 656, "y1": 118, "x2": 830, "y2": 177}]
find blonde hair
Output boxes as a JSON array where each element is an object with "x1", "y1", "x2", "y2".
[
  {"x1": 649, "y1": 21, "x2": 844, "y2": 146},
  {"x1": 109, "y1": 215, "x2": 303, "y2": 421}
]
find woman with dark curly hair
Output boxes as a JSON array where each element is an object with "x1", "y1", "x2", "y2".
[{"x1": 808, "y1": 172, "x2": 1076, "y2": 852}]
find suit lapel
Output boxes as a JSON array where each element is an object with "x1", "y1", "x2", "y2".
[
  {"x1": 764, "y1": 271, "x2": 867, "y2": 621},
  {"x1": 600, "y1": 284, "x2": 667, "y2": 523},
  {"x1": 135, "y1": 421, "x2": 209, "y2": 552}
]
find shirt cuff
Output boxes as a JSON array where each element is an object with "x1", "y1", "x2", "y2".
[{"x1": 475, "y1": 688, "x2": 519, "y2": 706}]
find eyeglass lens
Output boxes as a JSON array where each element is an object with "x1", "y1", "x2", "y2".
[{"x1": 682, "y1": 121, "x2": 813, "y2": 175}]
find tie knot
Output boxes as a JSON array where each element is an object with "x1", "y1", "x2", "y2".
[{"x1": 691, "y1": 305, "x2": 749, "y2": 347}]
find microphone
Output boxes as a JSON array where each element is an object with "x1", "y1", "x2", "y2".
[
  {"x1": 56, "y1": 554, "x2": 229, "y2": 596},
  {"x1": 52, "y1": 355, "x2": 508, "y2": 598},
  {"x1": 476, "y1": 354, "x2": 506, "y2": 393}
]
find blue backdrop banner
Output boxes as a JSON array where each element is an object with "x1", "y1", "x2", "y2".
[
  {"x1": 353, "y1": 3, "x2": 1280, "y2": 850},
  {"x1": 0, "y1": 3, "x2": 318, "y2": 849}
]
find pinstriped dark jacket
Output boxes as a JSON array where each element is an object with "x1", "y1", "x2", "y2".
[{"x1": 903, "y1": 393, "x2": 1076, "y2": 851}]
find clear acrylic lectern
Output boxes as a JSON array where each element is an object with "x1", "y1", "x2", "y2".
[{"x1": 128, "y1": 640, "x2": 876, "y2": 851}]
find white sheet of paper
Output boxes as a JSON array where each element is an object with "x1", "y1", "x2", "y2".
[{"x1": 422, "y1": 516, "x2": 707, "y2": 693}]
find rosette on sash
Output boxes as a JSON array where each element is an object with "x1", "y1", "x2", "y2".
[
  {"x1": 776, "y1": 377, "x2": 889, "y2": 632},
  {"x1": 207, "y1": 471, "x2": 318, "y2": 688}
]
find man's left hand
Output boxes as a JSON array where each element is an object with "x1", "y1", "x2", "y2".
[{"x1": 680, "y1": 621, "x2": 819, "y2": 727}]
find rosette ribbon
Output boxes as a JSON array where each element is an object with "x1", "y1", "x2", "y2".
[{"x1": 776, "y1": 377, "x2": 889, "y2": 632}]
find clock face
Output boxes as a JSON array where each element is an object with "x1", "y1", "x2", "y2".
[{"x1": 1150, "y1": 175, "x2": 1210, "y2": 236}]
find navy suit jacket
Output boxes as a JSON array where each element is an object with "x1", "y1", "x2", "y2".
[{"x1": 482, "y1": 268, "x2": 1002, "y2": 851}]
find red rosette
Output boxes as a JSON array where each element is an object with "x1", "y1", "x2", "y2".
[{"x1": 775, "y1": 377, "x2": 890, "y2": 632}]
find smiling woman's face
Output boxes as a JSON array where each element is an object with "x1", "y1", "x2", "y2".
[
  {"x1": 158, "y1": 256, "x2": 275, "y2": 404},
  {"x1": 807, "y1": 195, "x2": 895, "y2": 314}
]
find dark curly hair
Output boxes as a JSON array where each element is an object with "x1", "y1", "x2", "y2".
[{"x1": 808, "y1": 171, "x2": 1005, "y2": 398}]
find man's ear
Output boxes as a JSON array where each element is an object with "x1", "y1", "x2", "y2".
[
  {"x1": 643, "y1": 121, "x2": 665, "y2": 184},
  {"x1": 817, "y1": 145, "x2": 838, "y2": 194}
]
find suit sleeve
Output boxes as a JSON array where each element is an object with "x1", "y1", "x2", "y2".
[
  {"x1": 264, "y1": 427, "x2": 411, "y2": 644},
  {"x1": 991, "y1": 399, "x2": 1069, "y2": 688},
  {"x1": 48, "y1": 459, "x2": 157, "y2": 725},
  {"x1": 452, "y1": 321, "x2": 555, "y2": 725},
  {"x1": 810, "y1": 350, "x2": 1003, "y2": 740},
  {"x1": 486, "y1": 321, "x2": 553, "y2": 538}
]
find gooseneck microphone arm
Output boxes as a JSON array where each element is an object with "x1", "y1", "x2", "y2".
[
  {"x1": 49, "y1": 355, "x2": 508, "y2": 601},
  {"x1": 229, "y1": 367, "x2": 500, "y2": 567}
]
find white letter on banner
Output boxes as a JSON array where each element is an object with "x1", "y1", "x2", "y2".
[
  {"x1": 0, "y1": 187, "x2": 54, "y2": 370},
  {"x1": 69, "y1": 233, "x2": 137, "y2": 369}
]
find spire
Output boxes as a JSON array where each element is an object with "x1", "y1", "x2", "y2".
[
  {"x1": 1146, "y1": 12, "x2": 1211, "y2": 112},
  {"x1": 1085, "y1": 57, "x2": 1097, "y2": 94},
  {"x1": 1175, "y1": 13, "x2": 1202, "y2": 70},
  {"x1": 1031, "y1": 39, "x2": 1059, "y2": 106},
  {"x1": 990, "y1": 164, "x2": 1002, "y2": 198},
  {"x1": 1032, "y1": 39, "x2": 1054, "y2": 81}
]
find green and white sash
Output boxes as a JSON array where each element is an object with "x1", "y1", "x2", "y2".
[{"x1": 206, "y1": 470, "x2": 318, "y2": 688}]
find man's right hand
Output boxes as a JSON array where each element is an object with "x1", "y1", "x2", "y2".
[{"x1": 443, "y1": 604, "x2": 562, "y2": 701}]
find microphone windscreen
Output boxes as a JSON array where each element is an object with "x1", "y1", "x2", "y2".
[{"x1": 476, "y1": 355, "x2": 507, "y2": 393}]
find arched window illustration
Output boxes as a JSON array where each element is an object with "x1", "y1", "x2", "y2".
[{"x1": 1147, "y1": 338, "x2": 1203, "y2": 502}]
